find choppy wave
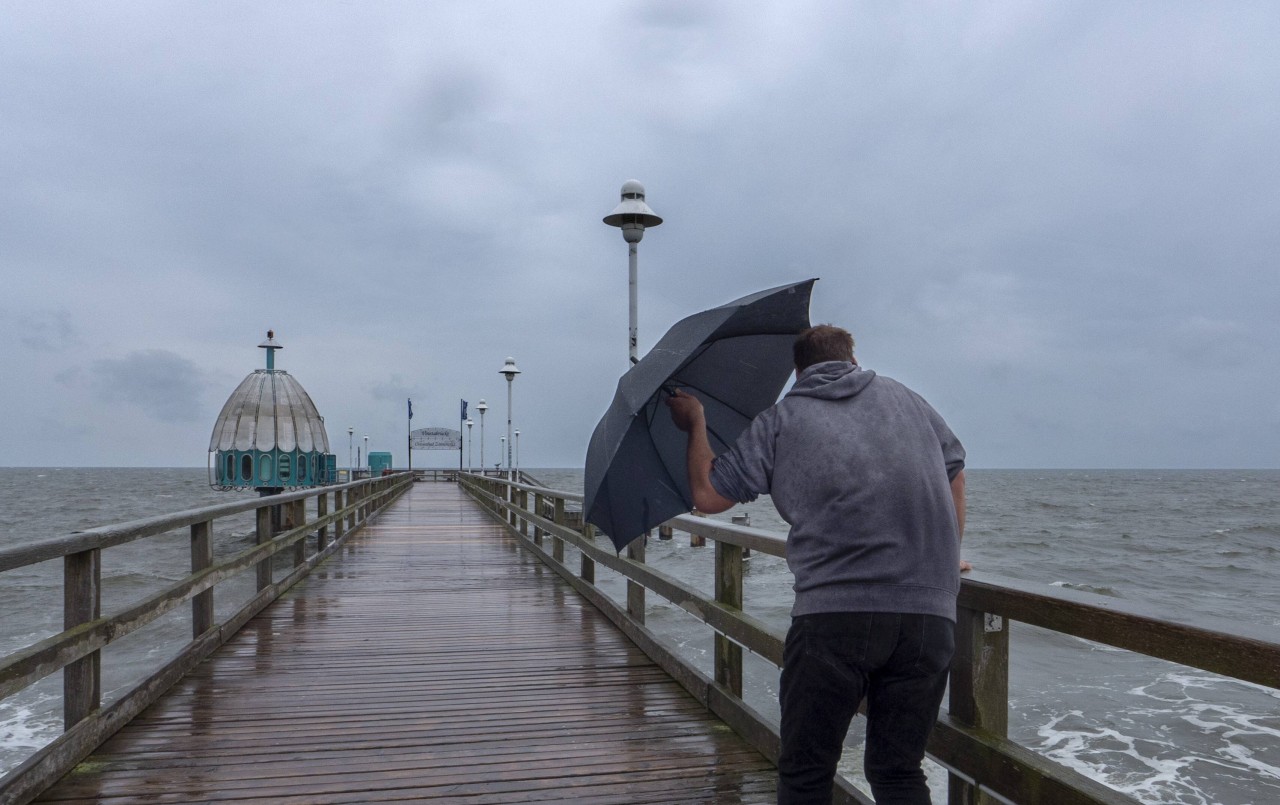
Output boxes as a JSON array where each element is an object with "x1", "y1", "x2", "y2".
[
  {"x1": 1051, "y1": 580, "x2": 1124, "y2": 597},
  {"x1": 1033, "y1": 672, "x2": 1280, "y2": 804}
]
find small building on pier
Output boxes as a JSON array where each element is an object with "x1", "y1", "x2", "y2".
[{"x1": 208, "y1": 330, "x2": 335, "y2": 492}]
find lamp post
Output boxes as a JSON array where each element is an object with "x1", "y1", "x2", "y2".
[
  {"x1": 499, "y1": 357, "x2": 520, "y2": 478},
  {"x1": 500, "y1": 436, "x2": 506, "y2": 474},
  {"x1": 476, "y1": 400, "x2": 488, "y2": 475},
  {"x1": 363, "y1": 435, "x2": 369, "y2": 476},
  {"x1": 603, "y1": 180, "x2": 662, "y2": 364},
  {"x1": 466, "y1": 418, "x2": 474, "y2": 472},
  {"x1": 347, "y1": 427, "x2": 354, "y2": 480},
  {"x1": 514, "y1": 429, "x2": 520, "y2": 476}
]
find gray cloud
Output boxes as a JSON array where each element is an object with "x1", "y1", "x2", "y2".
[
  {"x1": 89, "y1": 351, "x2": 212, "y2": 424},
  {"x1": 5, "y1": 309, "x2": 81, "y2": 352},
  {"x1": 1, "y1": 2, "x2": 1277, "y2": 468}
]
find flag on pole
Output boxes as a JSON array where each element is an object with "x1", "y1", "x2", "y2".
[
  {"x1": 408, "y1": 398, "x2": 413, "y2": 420},
  {"x1": 460, "y1": 399, "x2": 468, "y2": 421}
]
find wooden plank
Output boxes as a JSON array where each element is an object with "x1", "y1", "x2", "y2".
[{"x1": 31, "y1": 482, "x2": 776, "y2": 804}]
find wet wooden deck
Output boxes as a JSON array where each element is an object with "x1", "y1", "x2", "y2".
[{"x1": 35, "y1": 482, "x2": 776, "y2": 804}]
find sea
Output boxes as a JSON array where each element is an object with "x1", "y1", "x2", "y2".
[{"x1": 1, "y1": 467, "x2": 1278, "y2": 804}]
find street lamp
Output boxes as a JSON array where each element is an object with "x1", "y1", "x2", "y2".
[
  {"x1": 499, "y1": 357, "x2": 520, "y2": 478},
  {"x1": 500, "y1": 436, "x2": 506, "y2": 474},
  {"x1": 363, "y1": 435, "x2": 369, "y2": 476},
  {"x1": 476, "y1": 400, "x2": 488, "y2": 475},
  {"x1": 603, "y1": 180, "x2": 663, "y2": 364},
  {"x1": 514, "y1": 429, "x2": 520, "y2": 475},
  {"x1": 347, "y1": 427, "x2": 354, "y2": 480},
  {"x1": 465, "y1": 418, "x2": 474, "y2": 472}
]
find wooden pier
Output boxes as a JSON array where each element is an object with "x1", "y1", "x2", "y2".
[
  {"x1": 5, "y1": 470, "x2": 1280, "y2": 805},
  {"x1": 29, "y1": 483, "x2": 776, "y2": 804}
]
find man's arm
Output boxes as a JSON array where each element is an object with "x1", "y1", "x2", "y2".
[
  {"x1": 666, "y1": 390, "x2": 735, "y2": 514},
  {"x1": 951, "y1": 470, "x2": 970, "y2": 572}
]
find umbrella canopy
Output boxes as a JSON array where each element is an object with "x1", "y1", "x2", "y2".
[{"x1": 584, "y1": 279, "x2": 816, "y2": 550}]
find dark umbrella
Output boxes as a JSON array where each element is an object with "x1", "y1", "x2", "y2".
[{"x1": 584, "y1": 279, "x2": 816, "y2": 550}]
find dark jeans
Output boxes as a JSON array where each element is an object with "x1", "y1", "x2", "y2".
[{"x1": 777, "y1": 612, "x2": 954, "y2": 805}]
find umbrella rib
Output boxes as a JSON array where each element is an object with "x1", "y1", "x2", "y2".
[
  {"x1": 639, "y1": 405, "x2": 693, "y2": 508},
  {"x1": 641, "y1": 386, "x2": 742, "y2": 455},
  {"x1": 666, "y1": 378, "x2": 760, "y2": 423}
]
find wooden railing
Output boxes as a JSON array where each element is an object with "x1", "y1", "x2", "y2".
[
  {"x1": 459, "y1": 473, "x2": 1280, "y2": 805},
  {"x1": 0, "y1": 472, "x2": 414, "y2": 805}
]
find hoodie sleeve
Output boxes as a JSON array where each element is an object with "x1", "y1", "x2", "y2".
[
  {"x1": 915, "y1": 394, "x2": 965, "y2": 480},
  {"x1": 708, "y1": 409, "x2": 777, "y2": 503}
]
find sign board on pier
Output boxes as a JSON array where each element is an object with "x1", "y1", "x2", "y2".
[{"x1": 410, "y1": 427, "x2": 462, "y2": 450}]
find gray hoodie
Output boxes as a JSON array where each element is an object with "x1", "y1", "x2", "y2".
[{"x1": 710, "y1": 360, "x2": 965, "y2": 620}]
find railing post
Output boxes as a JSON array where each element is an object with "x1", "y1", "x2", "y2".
[
  {"x1": 519, "y1": 489, "x2": 529, "y2": 537},
  {"x1": 626, "y1": 535, "x2": 646, "y2": 625},
  {"x1": 256, "y1": 504, "x2": 273, "y2": 590},
  {"x1": 948, "y1": 605, "x2": 1010, "y2": 805},
  {"x1": 333, "y1": 489, "x2": 345, "y2": 543},
  {"x1": 580, "y1": 523, "x2": 596, "y2": 584},
  {"x1": 346, "y1": 486, "x2": 357, "y2": 532},
  {"x1": 533, "y1": 493, "x2": 545, "y2": 545},
  {"x1": 190, "y1": 520, "x2": 213, "y2": 638},
  {"x1": 292, "y1": 499, "x2": 306, "y2": 567},
  {"x1": 731, "y1": 513, "x2": 752, "y2": 558},
  {"x1": 553, "y1": 498, "x2": 566, "y2": 563},
  {"x1": 507, "y1": 483, "x2": 517, "y2": 529},
  {"x1": 715, "y1": 540, "x2": 744, "y2": 697},
  {"x1": 63, "y1": 548, "x2": 101, "y2": 728},
  {"x1": 659, "y1": 524, "x2": 673, "y2": 540},
  {"x1": 317, "y1": 491, "x2": 329, "y2": 551}
]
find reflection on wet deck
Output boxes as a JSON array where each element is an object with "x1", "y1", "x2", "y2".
[{"x1": 35, "y1": 482, "x2": 776, "y2": 803}]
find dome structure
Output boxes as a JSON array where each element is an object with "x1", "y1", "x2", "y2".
[{"x1": 208, "y1": 331, "x2": 335, "y2": 491}]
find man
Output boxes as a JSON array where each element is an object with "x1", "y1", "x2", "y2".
[{"x1": 666, "y1": 324, "x2": 967, "y2": 805}]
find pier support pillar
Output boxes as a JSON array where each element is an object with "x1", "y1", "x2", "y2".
[{"x1": 691, "y1": 511, "x2": 707, "y2": 547}]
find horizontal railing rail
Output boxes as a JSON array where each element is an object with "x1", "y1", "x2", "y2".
[
  {"x1": 459, "y1": 473, "x2": 1280, "y2": 805},
  {"x1": 0, "y1": 472, "x2": 415, "y2": 805}
]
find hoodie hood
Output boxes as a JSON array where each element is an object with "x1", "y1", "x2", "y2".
[{"x1": 786, "y1": 360, "x2": 875, "y2": 401}]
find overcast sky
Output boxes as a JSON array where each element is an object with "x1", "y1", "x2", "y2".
[{"x1": 2, "y1": 2, "x2": 1278, "y2": 470}]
